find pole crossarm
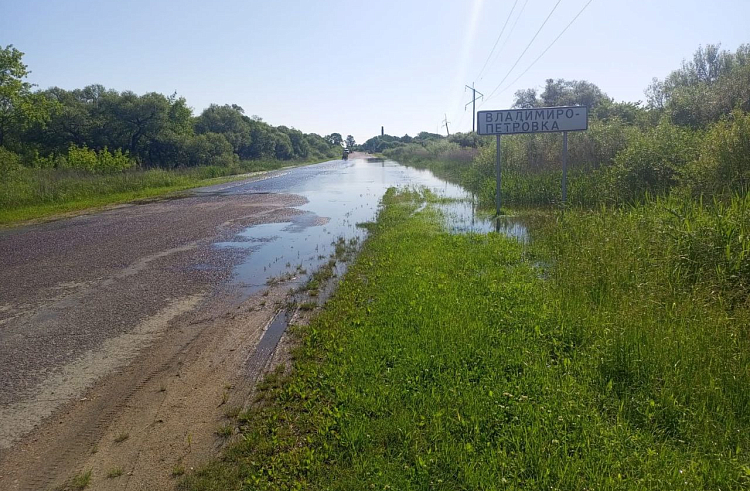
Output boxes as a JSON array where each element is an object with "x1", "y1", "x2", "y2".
[{"x1": 465, "y1": 84, "x2": 484, "y2": 132}]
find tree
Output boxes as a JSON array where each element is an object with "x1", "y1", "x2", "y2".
[
  {"x1": 0, "y1": 45, "x2": 54, "y2": 148},
  {"x1": 345, "y1": 135, "x2": 356, "y2": 149},
  {"x1": 195, "y1": 104, "x2": 252, "y2": 156},
  {"x1": 649, "y1": 44, "x2": 750, "y2": 128},
  {"x1": 512, "y1": 88, "x2": 539, "y2": 108},
  {"x1": 325, "y1": 132, "x2": 343, "y2": 147},
  {"x1": 101, "y1": 91, "x2": 171, "y2": 163},
  {"x1": 540, "y1": 79, "x2": 610, "y2": 108}
]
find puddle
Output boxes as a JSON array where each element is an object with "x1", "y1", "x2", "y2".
[
  {"x1": 437, "y1": 198, "x2": 529, "y2": 241},
  {"x1": 212, "y1": 158, "x2": 528, "y2": 296}
]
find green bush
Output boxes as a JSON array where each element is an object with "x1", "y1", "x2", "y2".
[
  {"x1": 64, "y1": 145, "x2": 135, "y2": 173},
  {"x1": 684, "y1": 110, "x2": 750, "y2": 197},
  {"x1": 610, "y1": 121, "x2": 699, "y2": 203},
  {"x1": 0, "y1": 147, "x2": 22, "y2": 175}
]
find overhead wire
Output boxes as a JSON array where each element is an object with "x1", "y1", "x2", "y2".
[
  {"x1": 450, "y1": 0, "x2": 526, "y2": 132},
  {"x1": 485, "y1": 0, "x2": 596, "y2": 103},
  {"x1": 480, "y1": 0, "x2": 529, "y2": 81},
  {"x1": 479, "y1": 0, "x2": 562, "y2": 107},
  {"x1": 475, "y1": 0, "x2": 518, "y2": 81}
]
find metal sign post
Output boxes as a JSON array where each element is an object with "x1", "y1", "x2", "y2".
[
  {"x1": 562, "y1": 131, "x2": 568, "y2": 203},
  {"x1": 495, "y1": 134, "x2": 501, "y2": 216},
  {"x1": 478, "y1": 106, "x2": 587, "y2": 207}
]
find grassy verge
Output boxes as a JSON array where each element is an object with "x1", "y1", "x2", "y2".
[
  {"x1": 0, "y1": 157, "x2": 332, "y2": 226},
  {"x1": 182, "y1": 189, "x2": 749, "y2": 490}
]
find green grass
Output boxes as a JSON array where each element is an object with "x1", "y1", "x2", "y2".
[
  {"x1": 181, "y1": 188, "x2": 750, "y2": 490},
  {"x1": 0, "y1": 157, "x2": 333, "y2": 226}
]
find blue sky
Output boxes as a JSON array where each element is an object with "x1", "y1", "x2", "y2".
[{"x1": 2, "y1": 0, "x2": 748, "y2": 143}]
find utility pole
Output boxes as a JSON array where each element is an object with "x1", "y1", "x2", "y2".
[
  {"x1": 465, "y1": 83, "x2": 484, "y2": 133},
  {"x1": 442, "y1": 114, "x2": 450, "y2": 136}
]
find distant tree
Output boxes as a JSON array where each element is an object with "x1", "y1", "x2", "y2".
[
  {"x1": 101, "y1": 91, "x2": 171, "y2": 162},
  {"x1": 415, "y1": 131, "x2": 443, "y2": 142},
  {"x1": 644, "y1": 77, "x2": 667, "y2": 109},
  {"x1": 325, "y1": 132, "x2": 343, "y2": 147},
  {"x1": 0, "y1": 45, "x2": 54, "y2": 147},
  {"x1": 195, "y1": 104, "x2": 252, "y2": 156},
  {"x1": 512, "y1": 88, "x2": 539, "y2": 108},
  {"x1": 448, "y1": 132, "x2": 481, "y2": 148},
  {"x1": 648, "y1": 44, "x2": 750, "y2": 127},
  {"x1": 278, "y1": 126, "x2": 310, "y2": 158},
  {"x1": 273, "y1": 131, "x2": 294, "y2": 160},
  {"x1": 540, "y1": 79, "x2": 610, "y2": 108},
  {"x1": 345, "y1": 135, "x2": 356, "y2": 149},
  {"x1": 1, "y1": 45, "x2": 346, "y2": 168}
]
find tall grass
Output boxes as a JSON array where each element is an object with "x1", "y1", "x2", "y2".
[{"x1": 534, "y1": 193, "x2": 750, "y2": 463}]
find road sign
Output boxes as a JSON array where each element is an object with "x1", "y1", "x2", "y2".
[
  {"x1": 478, "y1": 106, "x2": 589, "y2": 215},
  {"x1": 477, "y1": 106, "x2": 588, "y2": 135}
]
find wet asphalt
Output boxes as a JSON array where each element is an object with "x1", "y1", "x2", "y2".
[
  {"x1": 0, "y1": 156, "x2": 485, "y2": 431},
  {"x1": 0, "y1": 163, "x2": 330, "y2": 408}
]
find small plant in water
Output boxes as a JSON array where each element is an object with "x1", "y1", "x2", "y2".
[{"x1": 299, "y1": 301, "x2": 317, "y2": 311}]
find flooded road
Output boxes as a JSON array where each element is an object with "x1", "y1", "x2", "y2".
[
  {"x1": 200, "y1": 156, "x2": 525, "y2": 295},
  {"x1": 0, "y1": 155, "x2": 525, "y2": 490}
]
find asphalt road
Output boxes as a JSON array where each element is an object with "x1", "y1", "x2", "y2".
[
  {"x1": 0, "y1": 164, "x2": 322, "y2": 446},
  {"x1": 0, "y1": 155, "x2": 473, "y2": 489}
]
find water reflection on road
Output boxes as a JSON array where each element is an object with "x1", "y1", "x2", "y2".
[{"x1": 210, "y1": 157, "x2": 527, "y2": 294}]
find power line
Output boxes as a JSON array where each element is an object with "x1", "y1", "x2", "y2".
[
  {"x1": 481, "y1": 0, "x2": 562, "y2": 106},
  {"x1": 485, "y1": 0, "x2": 596, "y2": 104},
  {"x1": 476, "y1": 0, "x2": 518, "y2": 81},
  {"x1": 449, "y1": 2, "x2": 519, "y2": 134},
  {"x1": 480, "y1": 0, "x2": 529, "y2": 81}
]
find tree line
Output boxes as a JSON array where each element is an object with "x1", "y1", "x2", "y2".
[{"x1": 0, "y1": 45, "x2": 347, "y2": 172}]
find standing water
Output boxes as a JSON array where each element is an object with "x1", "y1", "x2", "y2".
[{"x1": 209, "y1": 157, "x2": 526, "y2": 295}]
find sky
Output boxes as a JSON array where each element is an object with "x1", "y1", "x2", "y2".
[{"x1": 2, "y1": 0, "x2": 749, "y2": 143}]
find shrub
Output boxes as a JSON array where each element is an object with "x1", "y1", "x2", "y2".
[
  {"x1": 684, "y1": 110, "x2": 750, "y2": 197},
  {"x1": 0, "y1": 147, "x2": 23, "y2": 175},
  {"x1": 610, "y1": 121, "x2": 699, "y2": 203},
  {"x1": 64, "y1": 145, "x2": 135, "y2": 173}
]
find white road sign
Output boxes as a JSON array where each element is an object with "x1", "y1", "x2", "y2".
[{"x1": 477, "y1": 106, "x2": 588, "y2": 135}]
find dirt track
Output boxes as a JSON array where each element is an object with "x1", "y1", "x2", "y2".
[{"x1": 0, "y1": 179, "x2": 312, "y2": 490}]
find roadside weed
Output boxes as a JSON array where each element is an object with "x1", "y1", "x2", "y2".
[{"x1": 71, "y1": 469, "x2": 91, "y2": 489}]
